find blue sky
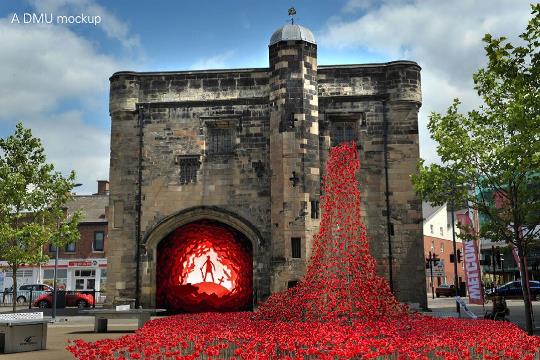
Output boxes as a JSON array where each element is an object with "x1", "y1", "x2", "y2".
[{"x1": 0, "y1": 0, "x2": 534, "y2": 194}]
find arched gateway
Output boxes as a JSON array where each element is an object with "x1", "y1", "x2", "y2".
[{"x1": 140, "y1": 207, "x2": 264, "y2": 312}]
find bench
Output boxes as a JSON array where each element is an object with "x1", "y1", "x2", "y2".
[
  {"x1": 80, "y1": 308, "x2": 166, "y2": 333},
  {"x1": 0, "y1": 312, "x2": 51, "y2": 353}
]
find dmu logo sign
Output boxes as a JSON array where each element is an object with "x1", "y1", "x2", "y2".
[{"x1": 19, "y1": 335, "x2": 38, "y2": 347}]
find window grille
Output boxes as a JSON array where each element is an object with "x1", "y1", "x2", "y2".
[
  {"x1": 331, "y1": 121, "x2": 357, "y2": 146},
  {"x1": 208, "y1": 127, "x2": 233, "y2": 154},
  {"x1": 178, "y1": 156, "x2": 200, "y2": 184}
]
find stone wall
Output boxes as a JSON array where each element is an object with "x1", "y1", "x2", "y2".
[{"x1": 107, "y1": 69, "x2": 274, "y2": 305}]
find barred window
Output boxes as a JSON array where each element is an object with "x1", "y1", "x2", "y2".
[
  {"x1": 208, "y1": 128, "x2": 233, "y2": 154},
  {"x1": 178, "y1": 156, "x2": 200, "y2": 184},
  {"x1": 331, "y1": 121, "x2": 357, "y2": 146}
]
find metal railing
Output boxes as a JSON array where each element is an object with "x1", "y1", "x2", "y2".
[{"x1": 1, "y1": 289, "x2": 106, "y2": 308}]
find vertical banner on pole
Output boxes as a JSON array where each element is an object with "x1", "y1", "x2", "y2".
[{"x1": 457, "y1": 212, "x2": 484, "y2": 305}]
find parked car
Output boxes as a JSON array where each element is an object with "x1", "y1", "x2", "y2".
[
  {"x1": 435, "y1": 284, "x2": 457, "y2": 297},
  {"x1": 15, "y1": 284, "x2": 54, "y2": 304},
  {"x1": 485, "y1": 280, "x2": 540, "y2": 301},
  {"x1": 33, "y1": 292, "x2": 95, "y2": 309}
]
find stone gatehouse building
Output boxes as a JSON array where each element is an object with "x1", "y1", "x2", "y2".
[{"x1": 107, "y1": 23, "x2": 426, "y2": 310}]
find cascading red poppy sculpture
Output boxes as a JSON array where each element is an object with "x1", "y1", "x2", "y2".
[
  {"x1": 256, "y1": 143, "x2": 406, "y2": 322},
  {"x1": 68, "y1": 142, "x2": 540, "y2": 359}
]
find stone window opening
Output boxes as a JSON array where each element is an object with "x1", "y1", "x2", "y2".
[
  {"x1": 208, "y1": 127, "x2": 234, "y2": 155},
  {"x1": 330, "y1": 120, "x2": 358, "y2": 147},
  {"x1": 177, "y1": 156, "x2": 200, "y2": 184},
  {"x1": 310, "y1": 200, "x2": 319, "y2": 219},
  {"x1": 291, "y1": 237, "x2": 301, "y2": 258},
  {"x1": 287, "y1": 280, "x2": 298, "y2": 289}
]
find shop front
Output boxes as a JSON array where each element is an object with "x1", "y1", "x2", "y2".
[{"x1": 0, "y1": 258, "x2": 107, "y2": 292}]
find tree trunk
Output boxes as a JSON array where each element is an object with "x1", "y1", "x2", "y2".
[
  {"x1": 517, "y1": 243, "x2": 534, "y2": 335},
  {"x1": 11, "y1": 264, "x2": 17, "y2": 313}
]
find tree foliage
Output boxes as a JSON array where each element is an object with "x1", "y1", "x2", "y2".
[
  {"x1": 412, "y1": 4, "x2": 540, "y2": 334},
  {"x1": 0, "y1": 123, "x2": 80, "y2": 310}
]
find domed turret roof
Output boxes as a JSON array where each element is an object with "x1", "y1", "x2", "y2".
[{"x1": 269, "y1": 24, "x2": 316, "y2": 46}]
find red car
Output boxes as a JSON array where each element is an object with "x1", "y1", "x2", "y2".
[
  {"x1": 435, "y1": 284, "x2": 456, "y2": 297},
  {"x1": 33, "y1": 292, "x2": 94, "y2": 308}
]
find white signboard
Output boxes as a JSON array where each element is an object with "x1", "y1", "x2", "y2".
[{"x1": 455, "y1": 296, "x2": 478, "y2": 319}]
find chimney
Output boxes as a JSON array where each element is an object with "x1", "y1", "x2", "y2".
[{"x1": 97, "y1": 180, "x2": 109, "y2": 195}]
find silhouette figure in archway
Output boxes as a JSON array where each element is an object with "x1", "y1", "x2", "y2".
[{"x1": 200, "y1": 256, "x2": 216, "y2": 283}]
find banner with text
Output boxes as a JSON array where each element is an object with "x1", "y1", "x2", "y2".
[{"x1": 457, "y1": 212, "x2": 484, "y2": 305}]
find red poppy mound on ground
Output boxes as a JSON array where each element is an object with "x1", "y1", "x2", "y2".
[{"x1": 68, "y1": 143, "x2": 540, "y2": 359}]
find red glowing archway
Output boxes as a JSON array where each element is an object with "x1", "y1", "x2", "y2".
[{"x1": 156, "y1": 220, "x2": 253, "y2": 313}]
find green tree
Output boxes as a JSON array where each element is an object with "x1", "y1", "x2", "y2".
[
  {"x1": 412, "y1": 4, "x2": 540, "y2": 335},
  {"x1": 0, "y1": 123, "x2": 80, "y2": 312}
]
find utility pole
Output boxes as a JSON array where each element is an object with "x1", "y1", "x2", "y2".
[
  {"x1": 491, "y1": 245, "x2": 496, "y2": 288},
  {"x1": 450, "y1": 199, "x2": 461, "y2": 316}
]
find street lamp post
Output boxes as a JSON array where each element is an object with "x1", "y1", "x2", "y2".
[
  {"x1": 52, "y1": 184, "x2": 81, "y2": 320},
  {"x1": 450, "y1": 199, "x2": 461, "y2": 317},
  {"x1": 52, "y1": 238, "x2": 60, "y2": 320}
]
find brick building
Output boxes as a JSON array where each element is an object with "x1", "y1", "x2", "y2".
[
  {"x1": 422, "y1": 203, "x2": 466, "y2": 295},
  {"x1": 1, "y1": 180, "x2": 109, "y2": 292},
  {"x1": 107, "y1": 23, "x2": 426, "y2": 309}
]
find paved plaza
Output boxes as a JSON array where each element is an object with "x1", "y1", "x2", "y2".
[{"x1": 1, "y1": 316, "x2": 137, "y2": 360}]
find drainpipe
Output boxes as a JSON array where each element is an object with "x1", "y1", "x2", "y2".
[
  {"x1": 135, "y1": 104, "x2": 144, "y2": 308},
  {"x1": 383, "y1": 99, "x2": 394, "y2": 293}
]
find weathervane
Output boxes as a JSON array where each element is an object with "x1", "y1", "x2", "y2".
[{"x1": 288, "y1": 7, "x2": 296, "y2": 25}]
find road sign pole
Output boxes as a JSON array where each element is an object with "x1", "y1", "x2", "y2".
[{"x1": 429, "y1": 252, "x2": 435, "y2": 299}]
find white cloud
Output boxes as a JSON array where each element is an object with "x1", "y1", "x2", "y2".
[
  {"x1": 0, "y1": 19, "x2": 117, "y2": 117},
  {"x1": 190, "y1": 51, "x2": 235, "y2": 70},
  {"x1": 0, "y1": 16, "x2": 120, "y2": 194},
  {"x1": 320, "y1": 0, "x2": 533, "y2": 163},
  {"x1": 28, "y1": 0, "x2": 140, "y2": 49},
  {"x1": 24, "y1": 112, "x2": 110, "y2": 195}
]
